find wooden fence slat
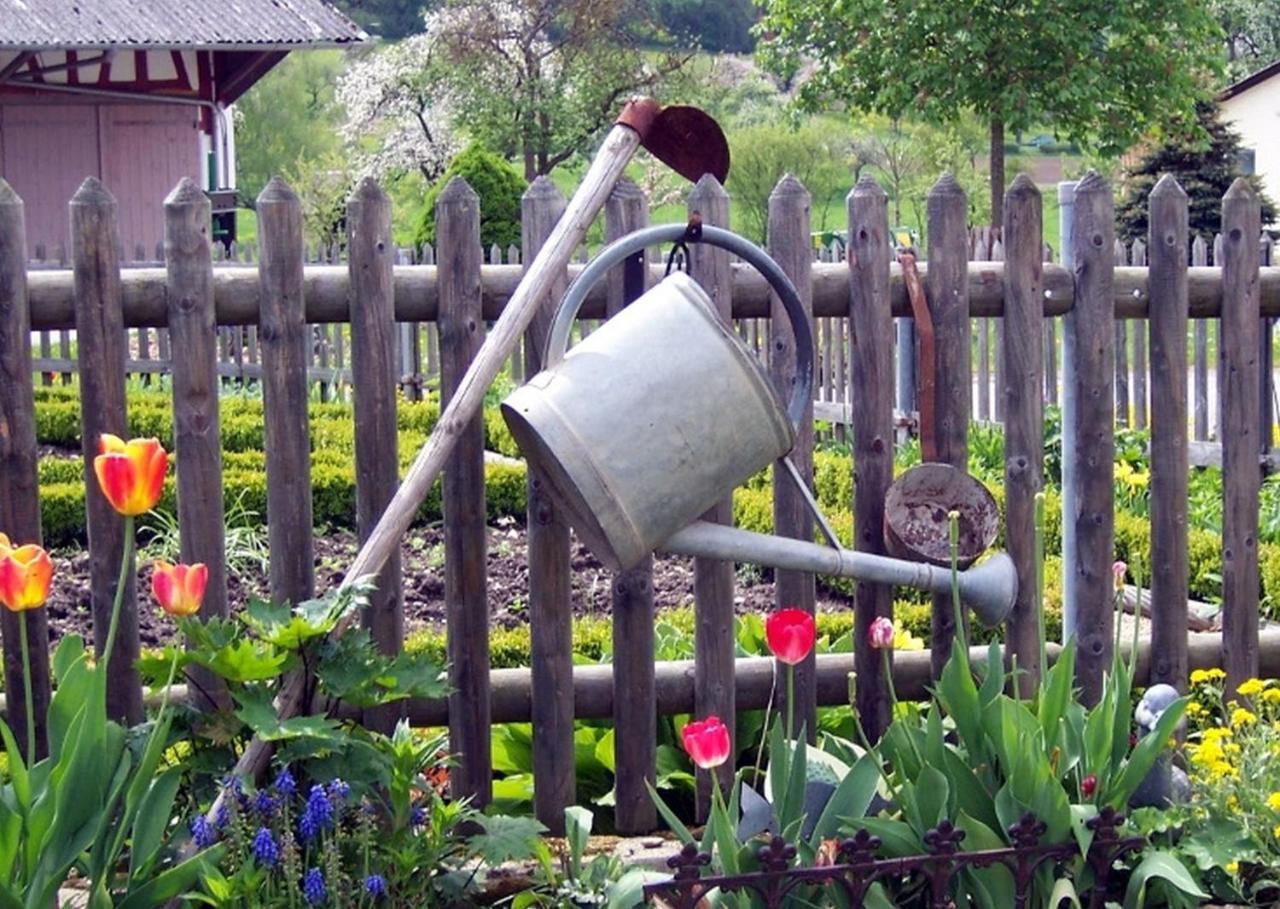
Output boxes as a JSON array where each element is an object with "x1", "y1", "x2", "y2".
[
  {"x1": 1114, "y1": 239, "x2": 1130, "y2": 427},
  {"x1": 992, "y1": 240, "x2": 1006, "y2": 423},
  {"x1": 347, "y1": 178, "x2": 404, "y2": 734},
  {"x1": 436, "y1": 176, "x2": 491, "y2": 806},
  {"x1": 1001, "y1": 175, "x2": 1044, "y2": 695},
  {"x1": 768, "y1": 174, "x2": 817, "y2": 739},
  {"x1": 924, "y1": 174, "x2": 970, "y2": 678},
  {"x1": 1215, "y1": 233, "x2": 1225, "y2": 442},
  {"x1": 256, "y1": 177, "x2": 315, "y2": 610},
  {"x1": 522, "y1": 175, "x2": 574, "y2": 835},
  {"x1": 165, "y1": 178, "x2": 229, "y2": 711},
  {"x1": 1192, "y1": 234, "x2": 1209, "y2": 440},
  {"x1": 1261, "y1": 235, "x2": 1275, "y2": 452},
  {"x1": 602, "y1": 177, "x2": 656, "y2": 835},
  {"x1": 848, "y1": 177, "x2": 894, "y2": 741},
  {"x1": 1147, "y1": 175, "x2": 1189, "y2": 690},
  {"x1": 0, "y1": 178, "x2": 51, "y2": 757},
  {"x1": 1221, "y1": 178, "x2": 1262, "y2": 696},
  {"x1": 1131, "y1": 238, "x2": 1149, "y2": 429},
  {"x1": 688, "y1": 175, "x2": 737, "y2": 817},
  {"x1": 72, "y1": 178, "x2": 142, "y2": 724},
  {"x1": 1064, "y1": 172, "x2": 1116, "y2": 705}
]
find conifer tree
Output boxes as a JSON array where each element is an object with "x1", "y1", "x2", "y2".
[{"x1": 1117, "y1": 102, "x2": 1276, "y2": 241}]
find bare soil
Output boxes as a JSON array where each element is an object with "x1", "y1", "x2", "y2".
[{"x1": 40, "y1": 520, "x2": 854, "y2": 649}]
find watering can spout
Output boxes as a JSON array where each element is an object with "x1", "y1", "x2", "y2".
[{"x1": 659, "y1": 521, "x2": 1017, "y2": 629}]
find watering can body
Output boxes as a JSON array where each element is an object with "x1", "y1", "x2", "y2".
[
  {"x1": 500, "y1": 221, "x2": 1018, "y2": 627},
  {"x1": 502, "y1": 271, "x2": 794, "y2": 571}
]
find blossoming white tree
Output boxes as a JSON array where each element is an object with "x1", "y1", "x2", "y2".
[{"x1": 339, "y1": 0, "x2": 689, "y2": 184}]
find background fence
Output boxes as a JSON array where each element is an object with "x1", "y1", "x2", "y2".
[{"x1": 0, "y1": 169, "x2": 1274, "y2": 836}]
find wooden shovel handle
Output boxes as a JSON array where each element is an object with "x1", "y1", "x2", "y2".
[{"x1": 203, "y1": 118, "x2": 647, "y2": 825}]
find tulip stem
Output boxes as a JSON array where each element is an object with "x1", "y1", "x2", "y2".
[
  {"x1": 880, "y1": 648, "x2": 898, "y2": 712},
  {"x1": 19, "y1": 616, "x2": 34, "y2": 767},
  {"x1": 102, "y1": 514, "x2": 134, "y2": 675},
  {"x1": 785, "y1": 665, "x2": 795, "y2": 742}
]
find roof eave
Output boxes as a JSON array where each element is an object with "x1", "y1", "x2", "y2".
[
  {"x1": 1220, "y1": 59, "x2": 1280, "y2": 102},
  {"x1": 0, "y1": 39, "x2": 363, "y2": 51}
]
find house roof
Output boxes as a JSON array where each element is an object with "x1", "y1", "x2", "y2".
[
  {"x1": 1221, "y1": 59, "x2": 1280, "y2": 102},
  {"x1": 0, "y1": 0, "x2": 366, "y2": 51}
]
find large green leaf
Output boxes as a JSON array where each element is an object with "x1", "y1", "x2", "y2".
[
  {"x1": 469, "y1": 815, "x2": 546, "y2": 865},
  {"x1": 190, "y1": 638, "x2": 289, "y2": 682},
  {"x1": 116, "y1": 845, "x2": 226, "y2": 909},
  {"x1": 1122, "y1": 850, "x2": 1206, "y2": 909},
  {"x1": 1107, "y1": 698, "x2": 1187, "y2": 809},
  {"x1": 129, "y1": 769, "x2": 183, "y2": 879},
  {"x1": 810, "y1": 752, "x2": 880, "y2": 844},
  {"x1": 1038, "y1": 642, "x2": 1076, "y2": 752},
  {"x1": 955, "y1": 812, "x2": 1014, "y2": 909},
  {"x1": 844, "y1": 817, "x2": 918, "y2": 857},
  {"x1": 937, "y1": 644, "x2": 984, "y2": 766},
  {"x1": 913, "y1": 765, "x2": 949, "y2": 832}
]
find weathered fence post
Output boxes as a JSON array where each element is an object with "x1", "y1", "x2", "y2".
[
  {"x1": 689, "y1": 175, "x2": 736, "y2": 816},
  {"x1": 522, "y1": 176, "x2": 574, "y2": 834},
  {"x1": 437, "y1": 176, "x2": 492, "y2": 807},
  {"x1": 848, "y1": 177, "x2": 894, "y2": 741},
  {"x1": 0, "y1": 178, "x2": 51, "y2": 757},
  {"x1": 924, "y1": 175, "x2": 970, "y2": 678},
  {"x1": 769, "y1": 174, "x2": 817, "y2": 739},
  {"x1": 604, "y1": 177, "x2": 657, "y2": 835},
  {"x1": 1147, "y1": 175, "x2": 1189, "y2": 690},
  {"x1": 1064, "y1": 172, "x2": 1115, "y2": 706},
  {"x1": 1261, "y1": 236, "x2": 1275, "y2": 454},
  {"x1": 347, "y1": 178, "x2": 404, "y2": 734},
  {"x1": 1221, "y1": 178, "x2": 1262, "y2": 696},
  {"x1": 1001, "y1": 175, "x2": 1044, "y2": 695},
  {"x1": 1192, "y1": 235, "x2": 1210, "y2": 441},
  {"x1": 73, "y1": 178, "x2": 143, "y2": 724},
  {"x1": 165, "y1": 178, "x2": 229, "y2": 709},
  {"x1": 256, "y1": 177, "x2": 315, "y2": 609}
]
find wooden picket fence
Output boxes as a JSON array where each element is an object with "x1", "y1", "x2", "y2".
[{"x1": 0, "y1": 170, "x2": 1275, "y2": 838}]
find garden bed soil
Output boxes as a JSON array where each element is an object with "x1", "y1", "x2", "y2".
[{"x1": 40, "y1": 521, "x2": 855, "y2": 648}]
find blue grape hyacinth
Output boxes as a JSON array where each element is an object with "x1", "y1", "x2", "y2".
[
  {"x1": 364, "y1": 874, "x2": 387, "y2": 900},
  {"x1": 298, "y1": 784, "x2": 334, "y2": 843},
  {"x1": 252, "y1": 827, "x2": 280, "y2": 869},
  {"x1": 190, "y1": 815, "x2": 217, "y2": 849},
  {"x1": 273, "y1": 766, "x2": 297, "y2": 798},
  {"x1": 303, "y1": 868, "x2": 326, "y2": 906}
]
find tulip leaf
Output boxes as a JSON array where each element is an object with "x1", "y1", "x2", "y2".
[
  {"x1": 0, "y1": 719, "x2": 29, "y2": 810},
  {"x1": 1122, "y1": 850, "x2": 1206, "y2": 909},
  {"x1": 129, "y1": 768, "x2": 182, "y2": 880},
  {"x1": 810, "y1": 752, "x2": 879, "y2": 844},
  {"x1": 844, "y1": 817, "x2": 917, "y2": 857},
  {"x1": 1108, "y1": 697, "x2": 1187, "y2": 809},
  {"x1": 956, "y1": 812, "x2": 1015, "y2": 909},
  {"x1": 646, "y1": 781, "x2": 695, "y2": 845},
  {"x1": 115, "y1": 844, "x2": 226, "y2": 909}
]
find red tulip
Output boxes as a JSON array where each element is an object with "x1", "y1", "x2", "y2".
[
  {"x1": 682, "y1": 715, "x2": 731, "y2": 769},
  {"x1": 151, "y1": 561, "x2": 208, "y2": 617},
  {"x1": 93, "y1": 434, "x2": 167, "y2": 516},
  {"x1": 0, "y1": 533, "x2": 53, "y2": 613},
  {"x1": 765, "y1": 608, "x2": 816, "y2": 665},
  {"x1": 1081, "y1": 774, "x2": 1097, "y2": 798},
  {"x1": 868, "y1": 616, "x2": 895, "y2": 650}
]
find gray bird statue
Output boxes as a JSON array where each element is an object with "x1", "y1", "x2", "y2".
[{"x1": 1130, "y1": 683, "x2": 1188, "y2": 808}]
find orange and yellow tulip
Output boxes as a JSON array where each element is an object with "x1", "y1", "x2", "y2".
[
  {"x1": 0, "y1": 533, "x2": 53, "y2": 613},
  {"x1": 93, "y1": 434, "x2": 167, "y2": 516},
  {"x1": 151, "y1": 561, "x2": 208, "y2": 617}
]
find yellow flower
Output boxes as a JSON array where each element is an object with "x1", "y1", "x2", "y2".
[
  {"x1": 1228, "y1": 795, "x2": 1240, "y2": 811},
  {"x1": 893, "y1": 627, "x2": 925, "y2": 651},
  {"x1": 1227, "y1": 861, "x2": 1240, "y2": 876},
  {"x1": 1273, "y1": 824, "x2": 1280, "y2": 840},
  {"x1": 1231, "y1": 708, "x2": 1258, "y2": 728},
  {"x1": 1209, "y1": 760, "x2": 1237, "y2": 780},
  {"x1": 1268, "y1": 792, "x2": 1280, "y2": 812},
  {"x1": 1263, "y1": 689, "x2": 1280, "y2": 705},
  {"x1": 1203, "y1": 727, "x2": 1233, "y2": 743},
  {"x1": 1238, "y1": 678, "x2": 1265, "y2": 698},
  {"x1": 1191, "y1": 668, "x2": 1226, "y2": 684},
  {"x1": 1187, "y1": 701, "x2": 1204, "y2": 717}
]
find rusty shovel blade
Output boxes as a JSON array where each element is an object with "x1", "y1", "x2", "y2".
[{"x1": 617, "y1": 98, "x2": 730, "y2": 184}]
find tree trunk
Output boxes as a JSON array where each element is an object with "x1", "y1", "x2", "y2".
[
  {"x1": 523, "y1": 146, "x2": 537, "y2": 183},
  {"x1": 990, "y1": 118, "x2": 1005, "y2": 230}
]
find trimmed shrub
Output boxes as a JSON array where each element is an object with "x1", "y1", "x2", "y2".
[{"x1": 414, "y1": 144, "x2": 526, "y2": 253}]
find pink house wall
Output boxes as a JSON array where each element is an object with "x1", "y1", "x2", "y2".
[{"x1": 0, "y1": 100, "x2": 202, "y2": 260}]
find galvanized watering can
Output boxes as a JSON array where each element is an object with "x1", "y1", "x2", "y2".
[{"x1": 501, "y1": 223, "x2": 1017, "y2": 626}]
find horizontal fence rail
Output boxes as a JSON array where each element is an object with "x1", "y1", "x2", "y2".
[{"x1": 0, "y1": 170, "x2": 1272, "y2": 836}]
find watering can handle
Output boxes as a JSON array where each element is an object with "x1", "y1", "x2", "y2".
[{"x1": 545, "y1": 222, "x2": 815, "y2": 432}]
